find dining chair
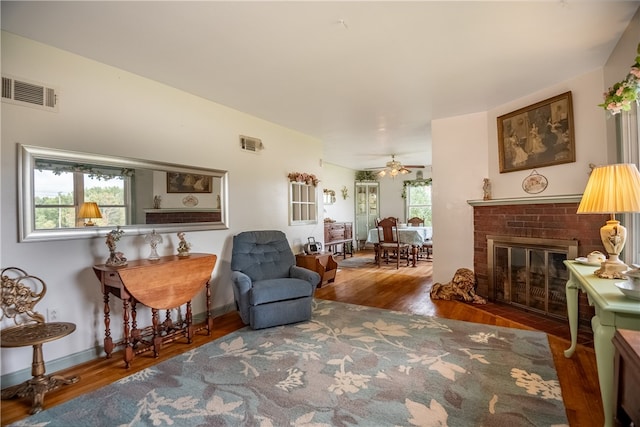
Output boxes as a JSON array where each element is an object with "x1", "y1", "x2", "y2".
[
  {"x1": 376, "y1": 217, "x2": 410, "y2": 269},
  {"x1": 423, "y1": 239, "x2": 433, "y2": 260},
  {"x1": 407, "y1": 217, "x2": 424, "y2": 227},
  {"x1": 406, "y1": 217, "x2": 432, "y2": 261}
]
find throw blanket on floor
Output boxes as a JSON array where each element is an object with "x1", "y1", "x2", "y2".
[{"x1": 12, "y1": 300, "x2": 568, "y2": 426}]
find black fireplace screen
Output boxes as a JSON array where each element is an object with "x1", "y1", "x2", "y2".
[{"x1": 488, "y1": 236, "x2": 578, "y2": 320}]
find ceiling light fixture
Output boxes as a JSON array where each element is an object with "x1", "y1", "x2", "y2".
[{"x1": 378, "y1": 155, "x2": 411, "y2": 178}]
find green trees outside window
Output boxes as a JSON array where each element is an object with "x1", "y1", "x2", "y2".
[
  {"x1": 404, "y1": 180, "x2": 432, "y2": 226},
  {"x1": 34, "y1": 169, "x2": 128, "y2": 229}
]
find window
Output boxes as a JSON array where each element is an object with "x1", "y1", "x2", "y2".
[
  {"x1": 619, "y1": 105, "x2": 640, "y2": 265},
  {"x1": 34, "y1": 163, "x2": 130, "y2": 229},
  {"x1": 404, "y1": 181, "x2": 432, "y2": 225},
  {"x1": 289, "y1": 182, "x2": 317, "y2": 225}
]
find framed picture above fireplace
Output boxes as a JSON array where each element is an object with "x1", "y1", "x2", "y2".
[{"x1": 497, "y1": 91, "x2": 575, "y2": 173}]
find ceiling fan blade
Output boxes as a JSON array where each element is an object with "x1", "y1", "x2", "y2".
[{"x1": 404, "y1": 165, "x2": 425, "y2": 169}]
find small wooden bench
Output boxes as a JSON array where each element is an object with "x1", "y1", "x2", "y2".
[{"x1": 324, "y1": 239, "x2": 354, "y2": 259}]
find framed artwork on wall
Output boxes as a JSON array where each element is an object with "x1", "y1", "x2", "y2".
[
  {"x1": 166, "y1": 172, "x2": 213, "y2": 193},
  {"x1": 497, "y1": 91, "x2": 575, "y2": 173}
]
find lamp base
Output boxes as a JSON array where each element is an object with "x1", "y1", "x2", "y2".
[
  {"x1": 593, "y1": 219, "x2": 628, "y2": 279},
  {"x1": 594, "y1": 256, "x2": 628, "y2": 279}
]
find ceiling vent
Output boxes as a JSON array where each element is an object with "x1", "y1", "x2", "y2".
[
  {"x1": 239, "y1": 135, "x2": 264, "y2": 153},
  {"x1": 2, "y1": 75, "x2": 58, "y2": 112}
]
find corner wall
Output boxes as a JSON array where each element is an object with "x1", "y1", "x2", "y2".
[{"x1": 431, "y1": 112, "x2": 488, "y2": 283}]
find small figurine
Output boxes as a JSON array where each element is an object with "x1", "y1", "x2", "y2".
[
  {"x1": 144, "y1": 229, "x2": 163, "y2": 260},
  {"x1": 105, "y1": 226, "x2": 127, "y2": 267},
  {"x1": 153, "y1": 195, "x2": 162, "y2": 209},
  {"x1": 483, "y1": 178, "x2": 492, "y2": 201},
  {"x1": 177, "y1": 232, "x2": 191, "y2": 257}
]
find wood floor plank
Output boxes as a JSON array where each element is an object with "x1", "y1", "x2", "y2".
[{"x1": 1, "y1": 251, "x2": 600, "y2": 426}]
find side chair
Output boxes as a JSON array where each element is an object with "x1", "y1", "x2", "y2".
[
  {"x1": 407, "y1": 217, "x2": 432, "y2": 261},
  {"x1": 1, "y1": 267, "x2": 79, "y2": 414},
  {"x1": 376, "y1": 217, "x2": 410, "y2": 269}
]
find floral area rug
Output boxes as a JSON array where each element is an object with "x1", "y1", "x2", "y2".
[{"x1": 12, "y1": 300, "x2": 568, "y2": 427}]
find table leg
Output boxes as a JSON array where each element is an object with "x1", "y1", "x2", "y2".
[
  {"x1": 563, "y1": 274, "x2": 580, "y2": 358},
  {"x1": 130, "y1": 300, "x2": 140, "y2": 344},
  {"x1": 206, "y1": 280, "x2": 213, "y2": 335},
  {"x1": 1, "y1": 343, "x2": 79, "y2": 415},
  {"x1": 152, "y1": 308, "x2": 161, "y2": 357},
  {"x1": 592, "y1": 315, "x2": 616, "y2": 427},
  {"x1": 186, "y1": 301, "x2": 194, "y2": 343},
  {"x1": 122, "y1": 298, "x2": 133, "y2": 368},
  {"x1": 103, "y1": 291, "x2": 113, "y2": 358},
  {"x1": 411, "y1": 245, "x2": 418, "y2": 267}
]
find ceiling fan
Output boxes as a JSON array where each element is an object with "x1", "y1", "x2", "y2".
[{"x1": 367, "y1": 155, "x2": 425, "y2": 178}]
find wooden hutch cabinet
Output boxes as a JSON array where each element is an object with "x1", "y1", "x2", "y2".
[
  {"x1": 355, "y1": 182, "x2": 379, "y2": 250},
  {"x1": 324, "y1": 221, "x2": 353, "y2": 259}
]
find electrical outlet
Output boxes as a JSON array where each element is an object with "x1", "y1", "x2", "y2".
[{"x1": 47, "y1": 308, "x2": 59, "y2": 322}]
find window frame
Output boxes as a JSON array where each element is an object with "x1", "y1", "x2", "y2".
[
  {"x1": 619, "y1": 105, "x2": 640, "y2": 265},
  {"x1": 403, "y1": 180, "x2": 433, "y2": 226},
  {"x1": 33, "y1": 168, "x2": 131, "y2": 230},
  {"x1": 289, "y1": 181, "x2": 318, "y2": 225}
]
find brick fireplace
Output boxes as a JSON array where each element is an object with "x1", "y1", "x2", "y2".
[{"x1": 469, "y1": 195, "x2": 607, "y2": 325}]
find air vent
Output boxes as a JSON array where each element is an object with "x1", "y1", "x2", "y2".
[
  {"x1": 2, "y1": 75, "x2": 58, "y2": 112},
  {"x1": 239, "y1": 135, "x2": 264, "y2": 153}
]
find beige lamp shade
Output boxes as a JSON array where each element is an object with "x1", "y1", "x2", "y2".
[
  {"x1": 577, "y1": 163, "x2": 640, "y2": 279},
  {"x1": 78, "y1": 202, "x2": 102, "y2": 226},
  {"x1": 577, "y1": 163, "x2": 640, "y2": 214}
]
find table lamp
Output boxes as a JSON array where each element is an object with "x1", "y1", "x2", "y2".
[
  {"x1": 78, "y1": 202, "x2": 102, "y2": 226},
  {"x1": 577, "y1": 163, "x2": 640, "y2": 279}
]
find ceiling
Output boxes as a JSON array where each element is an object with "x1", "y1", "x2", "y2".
[{"x1": 2, "y1": 1, "x2": 638, "y2": 171}]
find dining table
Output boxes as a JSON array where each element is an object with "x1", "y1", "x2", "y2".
[{"x1": 366, "y1": 226, "x2": 432, "y2": 267}]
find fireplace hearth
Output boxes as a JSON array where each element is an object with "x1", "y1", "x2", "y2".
[{"x1": 487, "y1": 235, "x2": 578, "y2": 320}]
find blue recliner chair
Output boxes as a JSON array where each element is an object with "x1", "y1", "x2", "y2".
[{"x1": 230, "y1": 230, "x2": 321, "y2": 329}]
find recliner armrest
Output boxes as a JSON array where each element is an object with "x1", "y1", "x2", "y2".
[
  {"x1": 231, "y1": 270, "x2": 253, "y2": 323},
  {"x1": 290, "y1": 265, "x2": 321, "y2": 289}
]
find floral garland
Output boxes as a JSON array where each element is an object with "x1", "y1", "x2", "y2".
[
  {"x1": 401, "y1": 178, "x2": 432, "y2": 199},
  {"x1": 288, "y1": 172, "x2": 320, "y2": 186},
  {"x1": 355, "y1": 170, "x2": 378, "y2": 181},
  {"x1": 599, "y1": 43, "x2": 640, "y2": 115},
  {"x1": 35, "y1": 160, "x2": 134, "y2": 180}
]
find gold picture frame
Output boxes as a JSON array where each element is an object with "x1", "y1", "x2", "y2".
[
  {"x1": 497, "y1": 91, "x2": 575, "y2": 173},
  {"x1": 166, "y1": 172, "x2": 213, "y2": 193}
]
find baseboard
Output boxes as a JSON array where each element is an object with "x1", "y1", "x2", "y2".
[{"x1": 1, "y1": 303, "x2": 236, "y2": 388}]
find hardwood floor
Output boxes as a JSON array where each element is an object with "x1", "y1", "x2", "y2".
[{"x1": 1, "y1": 250, "x2": 601, "y2": 426}]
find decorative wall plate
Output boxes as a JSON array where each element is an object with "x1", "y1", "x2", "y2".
[
  {"x1": 522, "y1": 170, "x2": 548, "y2": 194},
  {"x1": 182, "y1": 194, "x2": 199, "y2": 207}
]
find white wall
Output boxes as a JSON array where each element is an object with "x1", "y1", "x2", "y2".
[
  {"x1": 1, "y1": 32, "x2": 323, "y2": 380},
  {"x1": 431, "y1": 112, "x2": 488, "y2": 283},
  {"x1": 320, "y1": 163, "x2": 356, "y2": 232}
]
